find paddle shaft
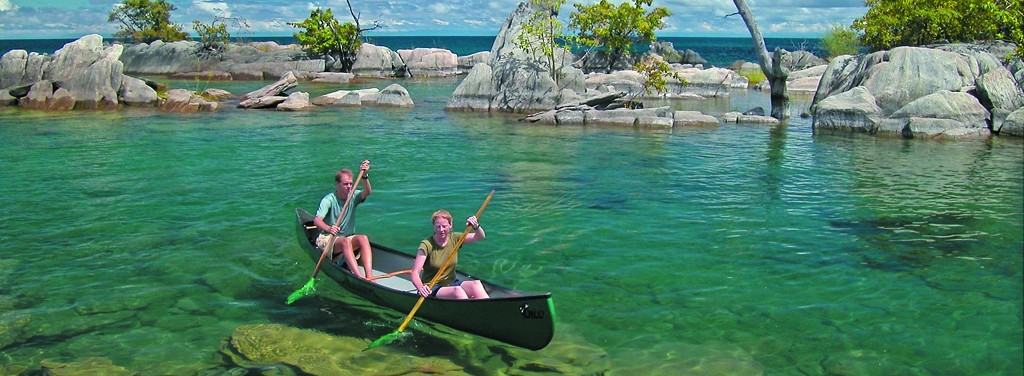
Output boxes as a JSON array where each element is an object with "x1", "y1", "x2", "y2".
[
  {"x1": 396, "y1": 190, "x2": 495, "y2": 333},
  {"x1": 310, "y1": 169, "x2": 365, "y2": 280}
]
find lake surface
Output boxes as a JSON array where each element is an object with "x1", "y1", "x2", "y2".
[{"x1": 0, "y1": 77, "x2": 1021, "y2": 375}]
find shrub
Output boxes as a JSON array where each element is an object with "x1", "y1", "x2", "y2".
[{"x1": 821, "y1": 23, "x2": 860, "y2": 58}]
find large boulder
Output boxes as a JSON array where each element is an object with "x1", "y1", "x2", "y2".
[
  {"x1": 159, "y1": 88, "x2": 218, "y2": 112},
  {"x1": 812, "y1": 43, "x2": 1024, "y2": 138},
  {"x1": 672, "y1": 66, "x2": 748, "y2": 95},
  {"x1": 1000, "y1": 108, "x2": 1024, "y2": 136},
  {"x1": 119, "y1": 40, "x2": 204, "y2": 74},
  {"x1": 351, "y1": 43, "x2": 408, "y2": 78},
  {"x1": 458, "y1": 51, "x2": 491, "y2": 71},
  {"x1": 813, "y1": 86, "x2": 884, "y2": 133},
  {"x1": 277, "y1": 92, "x2": 313, "y2": 111},
  {"x1": 240, "y1": 71, "x2": 297, "y2": 102},
  {"x1": 312, "y1": 88, "x2": 379, "y2": 106},
  {"x1": 118, "y1": 75, "x2": 158, "y2": 106},
  {"x1": 887, "y1": 90, "x2": 990, "y2": 137},
  {"x1": 399, "y1": 48, "x2": 458, "y2": 76},
  {"x1": 1, "y1": 50, "x2": 48, "y2": 89},
  {"x1": 120, "y1": 40, "x2": 324, "y2": 78},
  {"x1": 43, "y1": 34, "x2": 124, "y2": 109},
  {"x1": 447, "y1": 63, "x2": 495, "y2": 110},
  {"x1": 755, "y1": 65, "x2": 827, "y2": 94},
  {"x1": 781, "y1": 50, "x2": 826, "y2": 71},
  {"x1": 375, "y1": 83, "x2": 414, "y2": 107},
  {"x1": 814, "y1": 46, "x2": 981, "y2": 115},
  {"x1": 19, "y1": 80, "x2": 74, "y2": 111},
  {"x1": 447, "y1": 1, "x2": 585, "y2": 113}
]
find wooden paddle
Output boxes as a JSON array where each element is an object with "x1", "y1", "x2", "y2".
[
  {"x1": 286, "y1": 169, "x2": 365, "y2": 305},
  {"x1": 364, "y1": 190, "x2": 495, "y2": 350}
]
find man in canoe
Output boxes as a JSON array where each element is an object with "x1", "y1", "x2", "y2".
[
  {"x1": 411, "y1": 210, "x2": 489, "y2": 299},
  {"x1": 313, "y1": 160, "x2": 375, "y2": 280}
]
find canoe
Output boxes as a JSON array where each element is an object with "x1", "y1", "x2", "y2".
[{"x1": 294, "y1": 208, "x2": 556, "y2": 350}]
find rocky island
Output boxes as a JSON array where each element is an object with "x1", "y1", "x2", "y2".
[{"x1": 1, "y1": 1, "x2": 1021, "y2": 138}]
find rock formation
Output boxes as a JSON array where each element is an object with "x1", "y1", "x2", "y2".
[
  {"x1": 812, "y1": 42, "x2": 1023, "y2": 138},
  {"x1": 447, "y1": 1, "x2": 585, "y2": 113},
  {"x1": 1, "y1": 34, "x2": 159, "y2": 110}
]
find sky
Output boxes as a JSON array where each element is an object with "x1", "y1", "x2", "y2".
[{"x1": 0, "y1": 0, "x2": 868, "y2": 40}]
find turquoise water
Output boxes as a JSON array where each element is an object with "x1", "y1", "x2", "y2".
[{"x1": 1, "y1": 77, "x2": 1022, "y2": 375}]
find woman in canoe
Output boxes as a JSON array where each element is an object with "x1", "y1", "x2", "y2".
[{"x1": 411, "y1": 210, "x2": 489, "y2": 299}]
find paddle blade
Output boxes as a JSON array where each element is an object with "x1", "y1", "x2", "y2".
[
  {"x1": 286, "y1": 278, "x2": 317, "y2": 304},
  {"x1": 364, "y1": 330, "x2": 404, "y2": 351}
]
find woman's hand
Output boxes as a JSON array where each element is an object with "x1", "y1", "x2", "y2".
[
  {"x1": 417, "y1": 284, "x2": 431, "y2": 297},
  {"x1": 466, "y1": 215, "x2": 480, "y2": 229}
]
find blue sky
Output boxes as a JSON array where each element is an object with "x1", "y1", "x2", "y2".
[{"x1": 0, "y1": 0, "x2": 868, "y2": 39}]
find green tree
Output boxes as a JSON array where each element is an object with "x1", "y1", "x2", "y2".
[
  {"x1": 821, "y1": 23, "x2": 861, "y2": 58},
  {"x1": 633, "y1": 55, "x2": 684, "y2": 97},
  {"x1": 853, "y1": 0, "x2": 1022, "y2": 58},
  {"x1": 515, "y1": 0, "x2": 569, "y2": 85},
  {"x1": 569, "y1": 0, "x2": 671, "y2": 73},
  {"x1": 289, "y1": 8, "x2": 362, "y2": 72},
  {"x1": 192, "y1": 18, "x2": 230, "y2": 58},
  {"x1": 108, "y1": 0, "x2": 188, "y2": 43}
]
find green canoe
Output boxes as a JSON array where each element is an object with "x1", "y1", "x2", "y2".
[{"x1": 294, "y1": 208, "x2": 556, "y2": 350}]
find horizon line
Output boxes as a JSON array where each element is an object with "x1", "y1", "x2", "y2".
[{"x1": 0, "y1": 33, "x2": 826, "y2": 41}]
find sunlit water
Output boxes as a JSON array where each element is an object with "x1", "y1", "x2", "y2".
[{"x1": 1, "y1": 77, "x2": 1021, "y2": 375}]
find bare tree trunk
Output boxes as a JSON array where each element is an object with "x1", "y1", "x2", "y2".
[{"x1": 732, "y1": 0, "x2": 790, "y2": 119}]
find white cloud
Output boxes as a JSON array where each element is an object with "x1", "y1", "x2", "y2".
[
  {"x1": 193, "y1": 1, "x2": 231, "y2": 18},
  {"x1": 0, "y1": 0, "x2": 17, "y2": 12},
  {"x1": 432, "y1": 18, "x2": 449, "y2": 26},
  {"x1": 465, "y1": 19, "x2": 486, "y2": 26},
  {"x1": 428, "y1": 4, "x2": 452, "y2": 13}
]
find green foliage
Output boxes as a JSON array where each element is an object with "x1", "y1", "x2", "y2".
[
  {"x1": 192, "y1": 19, "x2": 230, "y2": 58},
  {"x1": 515, "y1": 0, "x2": 569, "y2": 84},
  {"x1": 288, "y1": 8, "x2": 362, "y2": 72},
  {"x1": 853, "y1": 0, "x2": 1023, "y2": 58},
  {"x1": 821, "y1": 23, "x2": 861, "y2": 58},
  {"x1": 108, "y1": 0, "x2": 188, "y2": 43},
  {"x1": 569, "y1": 0, "x2": 671, "y2": 72},
  {"x1": 737, "y1": 68, "x2": 766, "y2": 87},
  {"x1": 633, "y1": 55, "x2": 684, "y2": 96}
]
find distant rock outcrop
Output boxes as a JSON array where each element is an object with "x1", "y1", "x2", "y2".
[
  {"x1": 812, "y1": 42, "x2": 1023, "y2": 138},
  {"x1": 447, "y1": 1, "x2": 585, "y2": 113},
  {"x1": 120, "y1": 40, "x2": 323, "y2": 80},
  {"x1": 650, "y1": 41, "x2": 707, "y2": 66},
  {"x1": 1, "y1": 34, "x2": 159, "y2": 110},
  {"x1": 351, "y1": 43, "x2": 408, "y2": 78},
  {"x1": 399, "y1": 48, "x2": 459, "y2": 77}
]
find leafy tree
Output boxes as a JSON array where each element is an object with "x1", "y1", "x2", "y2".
[
  {"x1": 821, "y1": 23, "x2": 861, "y2": 58},
  {"x1": 191, "y1": 15, "x2": 251, "y2": 58},
  {"x1": 569, "y1": 0, "x2": 671, "y2": 73},
  {"x1": 515, "y1": 0, "x2": 570, "y2": 85},
  {"x1": 853, "y1": 0, "x2": 1022, "y2": 58},
  {"x1": 633, "y1": 55, "x2": 684, "y2": 97},
  {"x1": 289, "y1": 4, "x2": 383, "y2": 73},
  {"x1": 192, "y1": 19, "x2": 230, "y2": 58},
  {"x1": 108, "y1": 0, "x2": 188, "y2": 43}
]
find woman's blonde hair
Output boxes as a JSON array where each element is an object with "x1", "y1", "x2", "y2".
[{"x1": 431, "y1": 210, "x2": 452, "y2": 225}]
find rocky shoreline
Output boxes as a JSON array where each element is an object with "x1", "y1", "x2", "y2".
[{"x1": 1, "y1": 1, "x2": 1021, "y2": 139}]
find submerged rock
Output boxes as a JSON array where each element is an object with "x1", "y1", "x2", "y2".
[{"x1": 223, "y1": 324, "x2": 464, "y2": 375}]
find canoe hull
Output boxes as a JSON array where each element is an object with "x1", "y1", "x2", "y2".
[{"x1": 294, "y1": 209, "x2": 555, "y2": 350}]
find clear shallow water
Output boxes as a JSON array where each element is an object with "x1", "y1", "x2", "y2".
[{"x1": 0, "y1": 78, "x2": 1021, "y2": 375}]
